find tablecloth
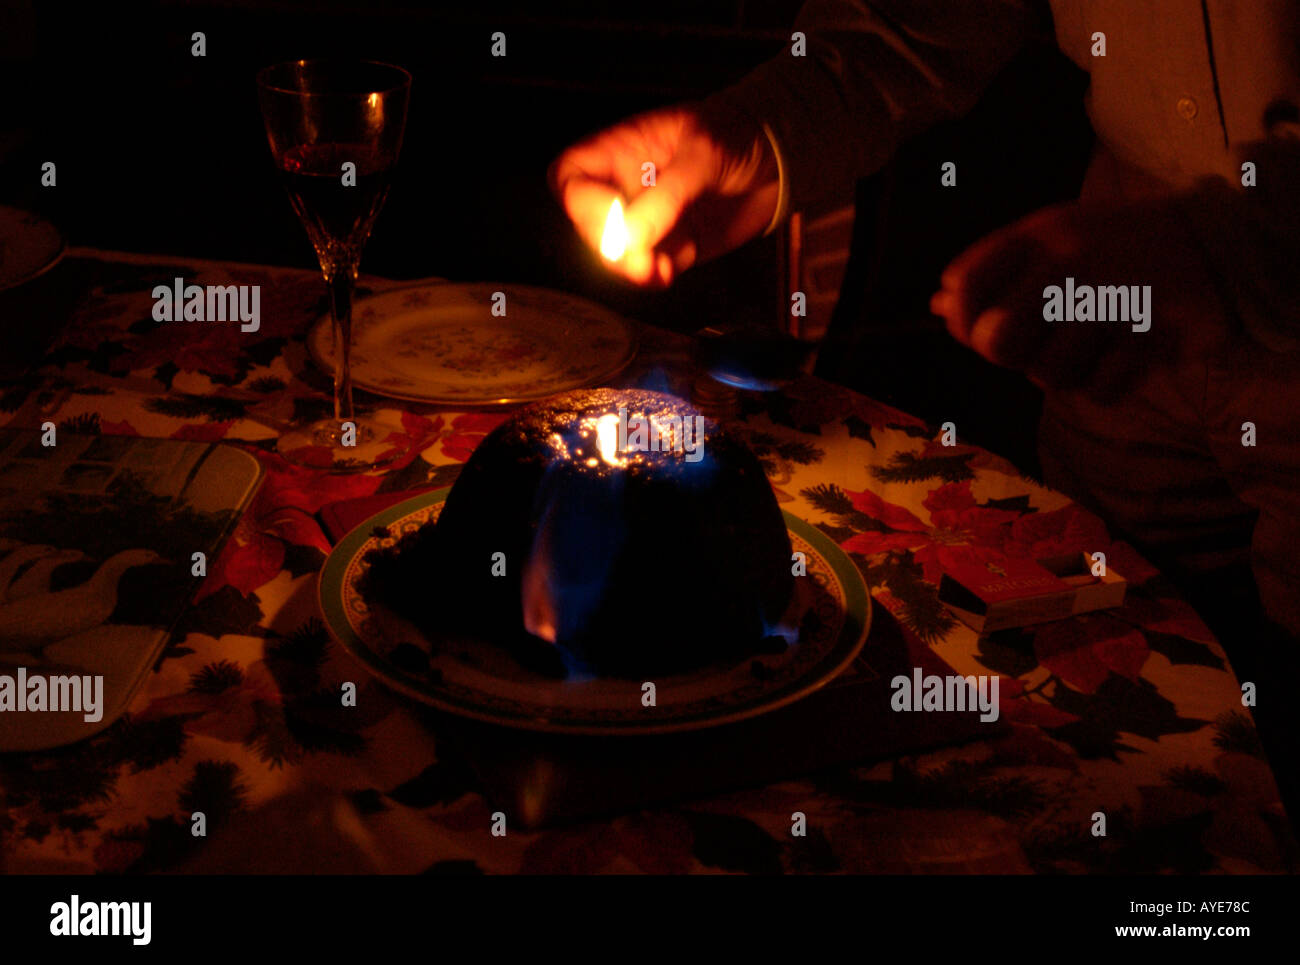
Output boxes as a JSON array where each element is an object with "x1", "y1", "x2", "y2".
[{"x1": 0, "y1": 248, "x2": 1294, "y2": 874}]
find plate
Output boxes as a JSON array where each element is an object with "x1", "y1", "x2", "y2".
[
  {"x1": 0, "y1": 206, "x2": 64, "y2": 292},
  {"x1": 318, "y1": 488, "x2": 871, "y2": 735},
  {"x1": 307, "y1": 282, "x2": 638, "y2": 406}
]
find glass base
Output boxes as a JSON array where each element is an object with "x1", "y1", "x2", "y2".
[{"x1": 276, "y1": 417, "x2": 401, "y2": 472}]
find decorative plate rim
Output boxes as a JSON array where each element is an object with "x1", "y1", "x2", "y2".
[
  {"x1": 306, "y1": 281, "x2": 639, "y2": 407},
  {"x1": 0, "y1": 206, "x2": 66, "y2": 292},
  {"x1": 318, "y1": 488, "x2": 871, "y2": 735}
]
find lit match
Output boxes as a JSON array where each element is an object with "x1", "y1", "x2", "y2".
[{"x1": 600, "y1": 197, "x2": 628, "y2": 261}]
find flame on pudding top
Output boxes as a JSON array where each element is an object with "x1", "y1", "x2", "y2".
[
  {"x1": 594, "y1": 413, "x2": 623, "y2": 467},
  {"x1": 542, "y1": 408, "x2": 704, "y2": 471},
  {"x1": 520, "y1": 390, "x2": 715, "y2": 478},
  {"x1": 545, "y1": 415, "x2": 636, "y2": 469}
]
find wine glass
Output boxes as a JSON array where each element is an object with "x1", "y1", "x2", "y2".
[{"x1": 257, "y1": 59, "x2": 411, "y2": 470}]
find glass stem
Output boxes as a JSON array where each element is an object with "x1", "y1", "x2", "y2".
[{"x1": 326, "y1": 262, "x2": 359, "y2": 424}]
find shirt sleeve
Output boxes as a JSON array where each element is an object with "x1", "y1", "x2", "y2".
[
  {"x1": 706, "y1": 0, "x2": 1051, "y2": 218},
  {"x1": 1175, "y1": 123, "x2": 1300, "y2": 353}
]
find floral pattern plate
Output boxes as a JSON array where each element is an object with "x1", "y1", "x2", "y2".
[
  {"x1": 0, "y1": 206, "x2": 65, "y2": 291},
  {"x1": 308, "y1": 282, "x2": 638, "y2": 406},
  {"x1": 318, "y1": 489, "x2": 871, "y2": 735}
]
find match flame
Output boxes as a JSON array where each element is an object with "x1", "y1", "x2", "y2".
[{"x1": 600, "y1": 197, "x2": 628, "y2": 261}]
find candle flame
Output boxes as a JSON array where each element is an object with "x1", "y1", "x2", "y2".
[
  {"x1": 600, "y1": 198, "x2": 628, "y2": 261},
  {"x1": 594, "y1": 413, "x2": 624, "y2": 466}
]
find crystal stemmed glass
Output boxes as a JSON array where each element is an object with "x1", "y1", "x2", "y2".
[{"x1": 257, "y1": 60, "x2": 411, "y2": 470}]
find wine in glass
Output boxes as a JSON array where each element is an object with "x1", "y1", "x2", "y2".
[{"x1": 257, "y1": 59, "x2": 411, "y2": 470}]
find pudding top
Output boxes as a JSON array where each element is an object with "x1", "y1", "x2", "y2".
[{"x1": 495, "y1": 389, "x2": 723, "y2": 481}]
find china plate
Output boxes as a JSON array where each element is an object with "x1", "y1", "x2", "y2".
[
  {"x1": 0, "y1": 206, "x2": 64, "y2": 292},
  {"x1": 307, "y1": 282, "x2": 638, "y2": 406},
  {"x1": 318, "y1": 488, "x2": 871, "y2": 735}
]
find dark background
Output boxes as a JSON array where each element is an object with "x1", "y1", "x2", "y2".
[{"x1": 0, "y1": 0, "x2": 1094, "y2": 472}]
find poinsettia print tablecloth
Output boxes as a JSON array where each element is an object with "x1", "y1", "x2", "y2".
[{"x1": 0, "y1": 248, "x2": 1294, "y2": 875}]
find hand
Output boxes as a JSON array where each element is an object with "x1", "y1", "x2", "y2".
[
  {"x1": 548, "y1": 105, "x2": 781, "y2": 286},
  {"x1": 930, "y1": 198, "x2": 1231, "y2": 403}
]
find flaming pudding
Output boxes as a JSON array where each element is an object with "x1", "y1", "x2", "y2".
[{"x1": 362, "y1": 389, "x2": 797, "y2": 677}]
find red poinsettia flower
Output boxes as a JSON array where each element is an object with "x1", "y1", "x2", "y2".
[
  {"x1": 170, "y1": 421, "x2": 234, "y2": 442},
  {"x1": 99, "y1": 419, "x2": 140, "y2": 437},
  {"x1": 440, "y1": 412, "x2": 507, "y2": 464},
  {"x1": 840, "y1": 480, "x2": 1021, "y2": 584},
  {"x1": 57, "y1": 292, "x2": 145, "y2": 350},
  {"x1": 196, "y1": 450, "x2": 382, "y2": 600},
  {"x1": 57, "y1": 321, "x2": 129, "y2": 353},
  {"x1": 996, "y1": 676, "x2": 1082, "y2": 729},
  {"x1": 113, "y1": 321, "x2": 245, "y2": 381},
  {"x1": 1032, "y1": 613, "x2": 1150, "y2": 693},
  {"x1": 374, "y1": 411, "x2": 445, "y2": 471},
  {"x1": 226, "y1": 268, "x2": 325, "y2": 340},
  {"x1": 1116, "y1": 591, "x2": 1213, "y2": 641},
  {"x1": 1104, "y1": 541, "x2": 1161, "y2": 586},
  {"x1": 1002, "y1": 503, "x2": 1111, "y2": 561}
]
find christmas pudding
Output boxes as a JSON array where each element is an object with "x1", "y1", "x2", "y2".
[{"x1": 362, "y1": 389, "x2": 797, "y2": 677}]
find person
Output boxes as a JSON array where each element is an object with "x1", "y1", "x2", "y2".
[
  {"x1": 551, "y1": 0, "x2": 1300, "y2": 815},
  {"x1": 550, "y1": 0, "x2": 1300, "y2": 643}
]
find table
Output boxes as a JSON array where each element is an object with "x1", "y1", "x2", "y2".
[{"x1": 1, "y1": 248, "x2": 1294, "y2": 874}]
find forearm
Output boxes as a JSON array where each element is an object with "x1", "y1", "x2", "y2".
[{"x1": 708, "y1": 0, "x2": 1048, "y2": 216}]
